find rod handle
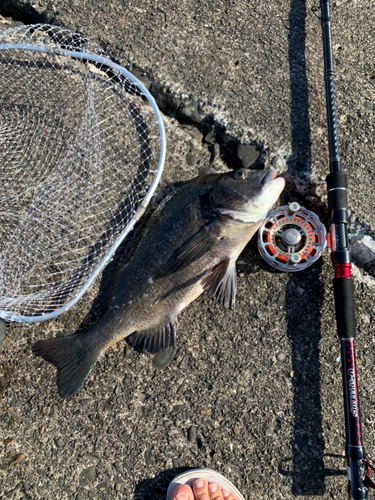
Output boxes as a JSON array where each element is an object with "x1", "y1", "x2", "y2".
[{"x1": 333, "y1": 278, "x2": 356, "y2": 338}]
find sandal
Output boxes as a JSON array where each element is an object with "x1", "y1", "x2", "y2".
[{"x1": 166, "y1": 468, "x2": 245, "y2": 500}]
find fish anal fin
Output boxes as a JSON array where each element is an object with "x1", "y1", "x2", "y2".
[
  {"x1": 152, "y1": 347, "x2": 176, "y2": 370},
  {"x1": 202, "y1": 257, "x2": 237, "y2": 309},
  {"x1": 32, "y1": 334, "x2": 99, "y2": 398},
  {"x1": 127, "y1": 320, "x2": 178, "y2": 354},
  {"x1": 154, "y1": 225, "x2": 219, "y2": 279}
]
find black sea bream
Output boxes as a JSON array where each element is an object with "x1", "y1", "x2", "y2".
[{"x1": 33, "y1": 168, "x2": 285, "y2": 397}]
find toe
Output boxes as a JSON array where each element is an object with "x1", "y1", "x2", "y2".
[
  {"x1": 222, "y1": 489, "x2": 238, "y2": 500},
  {"x1": 192, "y1": 478, "x2": 210, "y2": 500},
  {"x1": 208, "y1": 482, "x2": 224, "y2": 500},
  {"x1": 170, "y1": 484, "x2": 195, "y2": 500}
]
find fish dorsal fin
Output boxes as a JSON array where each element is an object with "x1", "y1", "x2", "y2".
[
  {"x1": 87, "y1": 186, "x2": 177, "y2": 318},
  {"x1": 154, "y1": 224, "x2": 219, "y2": 279},
  {"x1": 127, "y1": 320, "x2": 178, "y2": 354},
  {"x1": 151, "y1": 184, "x2": 176, "y2": 208},
  {"x1": 202, "y1": 257, "x2": 238, "y2": 309}
]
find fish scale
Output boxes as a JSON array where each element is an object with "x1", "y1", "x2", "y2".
[{"x1": 33, "y1": 168, "x2": 285, "y2": 398}]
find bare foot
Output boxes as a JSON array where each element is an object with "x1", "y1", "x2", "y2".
[{"x1": 171, "y1": 478, "x2": 239, "y2": 500}]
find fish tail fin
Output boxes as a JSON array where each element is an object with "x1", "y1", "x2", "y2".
[{"x1": 32, "y1": 334, "x2": 99, "y2": 398}]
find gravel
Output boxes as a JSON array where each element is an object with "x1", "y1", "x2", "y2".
[
  {"x1": 0, "y1": 321, "x2": 5, "y2": 354},
  {"x1": 276, "y1": 352, "x2": 286, "y2": 362},
  {"x1": 187, "y1": 425, "x2": 196, "y2": 444},
  {"x1": 236, "y1": 144, "x2": 259, "y2": 169},
  {"x1": 177, "y1": 100, "x2": 204, "y2": 124},
  {"x1": 185, "y1": 152, "x2": 197, "y2": 167},
  {"x1": 351, "y1": 235, "x2": 375, "y2": 264}
]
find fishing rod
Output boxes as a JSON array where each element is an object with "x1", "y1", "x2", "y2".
[
  {"x1": 320, "y1": 0, "x2": 375, "y2": 497},
  {"x1": 257, "y1": 0, "x2": 375, "y2": 497}
]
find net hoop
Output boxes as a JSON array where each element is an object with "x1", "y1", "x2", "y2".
[{"x1": 0, "y1": 25, "x2": 166, "y2": 323}]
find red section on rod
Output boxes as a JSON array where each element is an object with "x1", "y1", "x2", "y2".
[{"x1": 334, "y1": 263, "x2": 351, "y2": 279}]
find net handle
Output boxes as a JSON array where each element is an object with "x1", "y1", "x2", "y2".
[{"x1": 0, "y1": 43, "x2": 166, "y2": 323}]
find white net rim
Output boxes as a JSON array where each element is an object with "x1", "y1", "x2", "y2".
[{"x1": 0, "y1": 35, "x2": 166, "y2": 323}]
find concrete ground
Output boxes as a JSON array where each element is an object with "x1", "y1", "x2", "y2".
[{"x1": 0, "y1": 0, "x2": 375, "y2": 499}]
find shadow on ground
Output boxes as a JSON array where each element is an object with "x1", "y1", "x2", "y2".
[
  {"x1": 285, "y1": 262, "x2": 326, "y2": 495},
  {"x1": 285, "y1": 0, "x2": 324, "y2": 495},
  {"x1": 134, "y1": 467, "x2": 190, "y2": 500}
]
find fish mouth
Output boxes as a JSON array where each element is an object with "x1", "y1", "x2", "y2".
[
  {"x1": 263, "y1": 169, "x2": 277, "y2": 184},
  {"x1": 255, "y1": 174, "x2": 285, "y2": 210},
  {"x1": 216, "y1": 171, "x2": 285, "y2": 223}
]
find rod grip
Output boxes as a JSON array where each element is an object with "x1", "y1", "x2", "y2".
[
  {"x1": 327, "y1": 172, "x2": 347, "y2": 190},
  {"x1": 333, "y1": 278, "x2": 356, "y2": 338}
]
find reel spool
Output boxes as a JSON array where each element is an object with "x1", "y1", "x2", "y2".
[{"x1": 257, "y1": 203, "x2": 327, "y2": 272}]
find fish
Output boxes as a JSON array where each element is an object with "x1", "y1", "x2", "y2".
[{"x1": 32, "y1": 168, "x2": 285, "y2": 398}]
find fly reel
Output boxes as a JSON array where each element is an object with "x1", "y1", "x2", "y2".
[{"x1": 257, "y1": 203, "x2": 327, "y2": 272}]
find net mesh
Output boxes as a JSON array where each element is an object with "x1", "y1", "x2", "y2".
[{"x1": 0, "y1": 24, "x2": 164, "y2": 321}]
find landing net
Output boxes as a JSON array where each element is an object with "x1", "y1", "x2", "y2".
[{"x1": 0, "y1": 24, "x2": 166, "y2": 322}]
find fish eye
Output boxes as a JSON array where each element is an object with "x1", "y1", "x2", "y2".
[{"x1": 233, "y1": 169, "x2": 247, "y2": 180}]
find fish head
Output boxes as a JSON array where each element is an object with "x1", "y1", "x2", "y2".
[{"x1": 210, "y1": 168, "x2": 285, "y2": 224}]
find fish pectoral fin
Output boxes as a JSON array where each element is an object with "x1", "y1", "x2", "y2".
[
  {"x1": 127, "y1": 320, "x2": 178, "y2": 354},
  {"x1": 32, "y1": 334, "x2": 100, "y2": 399},
  {"x1": 154, "y1": 224, "x2": 219, "y2": 279},
  {"x1": 202, "y1": 257, "x2": 238, "y2": 309}
]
